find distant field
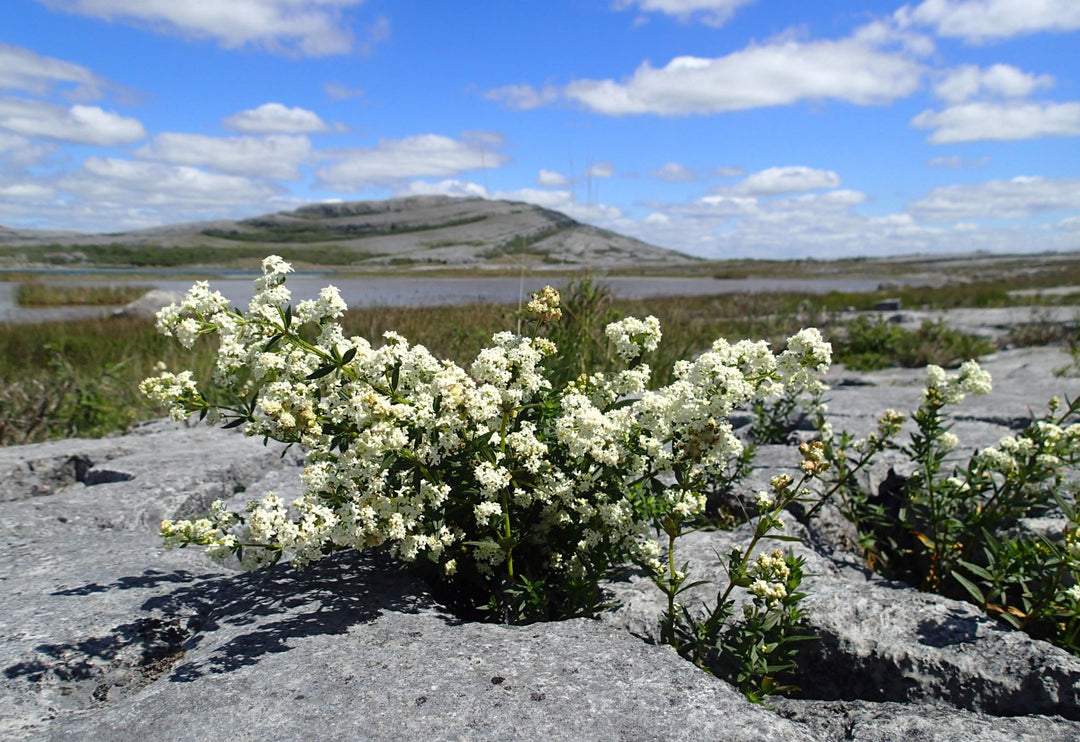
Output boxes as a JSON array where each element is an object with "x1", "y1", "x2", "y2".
[{"x1": 3, "y1": 266, "x2": 1079, "y2": 445}]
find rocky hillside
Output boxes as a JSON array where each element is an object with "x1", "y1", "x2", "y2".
[{"x1": 0, "y1": 196, "x2": 694, "y2": 269}]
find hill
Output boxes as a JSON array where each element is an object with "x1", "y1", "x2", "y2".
[{"x1": 0, "y1": 196, "x2": 695, "y2": 270}]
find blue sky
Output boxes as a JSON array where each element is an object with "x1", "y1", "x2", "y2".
[{"x1": 1, "y1": 0, "x2": 1078, "y2": 259}]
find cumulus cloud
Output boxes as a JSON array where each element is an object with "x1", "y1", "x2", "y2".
[
  {"x1": 59, "y1": 156, "x2": 279, "y2": 207},
  {"x1": 649, "y1": 162, "x2": 696, "y2": 182},
  {"x1": 613, "y1": 0, "x2": 756, "y2": 27},
  {"x1": 537, "y1": 169, "x2": 569, "y2": 187},
  {"x1": 484, "y1": 84, "x2": 559, "y2": 111},
  {"x1": 396, "y1": 178, "x2": 622, "y2": 222},
  {"x1": 396, "y1": 179, "x2": 489, "y2": 199},
  {"x1": 908, "y1": 175, "x2": 1080, "y2": 221},
  {"x1": 317, "y1": 134, "x2": 509, "y2": 190},
  {"x1": 223, "y1": 103, "x2": 329, "y2": 134},
  {"x1": 38, "y1": 0, "x2": 370, "y2": 56},
  {"x1": 900, "y1": 0, "x2": 1080, "y2": 42},
  {"x1": 726, "y1": 166, "x2": 842, "y2": 196},
  {"x1": 563, "y1": 23, "x2": 928, "y2": 115},
  {"x1": 134, "y1": 133, "x2": 312, "y2": 179},
  {"x1": 934, "y1": 64, "x2": 1054, "y2": 103},
  {"x1": 629, "y1": 188, "x2": 954, "y2": 259},
  {"x1": 912, "y1": 101, "x2": 1080, "y2": 143},
  {"x1": 0, "y1": 98, "x2": 145, "y2": 145},
  {"x1": 0, "y1": 44, "x2": 106, "y2": 98}
]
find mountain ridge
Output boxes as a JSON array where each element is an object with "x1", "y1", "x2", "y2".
[{"x1": 0, "y1": 196, "x2": 695, "y2": 269}]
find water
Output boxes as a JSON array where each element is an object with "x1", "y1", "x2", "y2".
[{"x1": 0, "y1": 272, "x2": 897, "y2": 324}]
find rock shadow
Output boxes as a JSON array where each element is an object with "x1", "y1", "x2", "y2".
[{"x1": 6, "y1": 551, "x2": 451, "y2": 698}]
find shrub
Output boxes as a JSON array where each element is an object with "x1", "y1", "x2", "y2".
[{"x1": 144, "y1": 257, "x2": 832, "y2": 633}]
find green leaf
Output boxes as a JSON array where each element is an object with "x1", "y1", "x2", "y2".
[
  {"x1": 341, "y1": 347, "x2": 357, "y2": 365},
  {"x1": 950, "y1": 569, "x2": 986, "y2": 605},
  {"x1": 222, "y1": 417, "x2": 247, "y2": 429},
  {"x1": 264, "y1": 333, "x2": 283, "y2": 352},
  {"x1": 307, "y1": 364, "x2": 336, "y2": 380},
  {"x1": 955, "y1": 559, "x2": 994, "y2": 582}
]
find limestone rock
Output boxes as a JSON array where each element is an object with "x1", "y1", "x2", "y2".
[{"x1": 4, "y1": 347, "x2": 1080, "y2": 739}]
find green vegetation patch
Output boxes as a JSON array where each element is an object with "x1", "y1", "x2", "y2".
[{"x1": 16, "y1": 282, "x2": 151, "y2": 307}]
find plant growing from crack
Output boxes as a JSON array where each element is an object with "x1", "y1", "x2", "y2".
[
  {"x1": 143, "y1": 257, "x2": 833, "y2": 643},
  {"x1": 810, "y1": 363, "x2": 1080, "y2": 655}
]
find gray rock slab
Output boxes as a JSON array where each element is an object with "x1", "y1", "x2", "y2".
[
  {"x1": 5, "y1": 345, "x2": 1080, "y2": 739},
  {"x1": 601, "y1": 517, "x2": 1080, "y2": 722},
  {"x1": 41, "y1": 553, "x2": 814, "y2": 742},
  {"x1": 111, "y1": 289, "x2": 186, "y2": 318},
  {"x1": 772, "y1": 699, "x2": 1080, "y2": 742}
]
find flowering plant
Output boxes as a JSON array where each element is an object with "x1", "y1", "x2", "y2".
[
  {"x1": 812, "y1": 362, "x2": 1080, "y2": 655},
  {"x1": 143, "y1": 256, "x2": 832, "y2": 625}
]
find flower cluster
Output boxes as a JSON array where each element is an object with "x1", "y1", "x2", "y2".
[
  {"x1": 143, "y1": 257, "x2": 832, "y2": 621},
  {"x1": 604, "y1": 315, "x2": 662, "y2": 361},
  {"x1": 748, "y1": 549, "x2": 792, "y2": 608},
  {"x1": 525, "y1": 285, "x2": 562, "y2": 323},
  {"x1": 924, "y1": 360, "x2": 993, "y2": 404}
]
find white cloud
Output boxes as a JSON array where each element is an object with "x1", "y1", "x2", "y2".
[
  {"x1": 324, "y1": 82, "x2": 364, "y2": 100},
  {"x1": 771, "y1": 189, "x2": 869, "y2": 211},
  {"x1": 537, "y1": 169, "x2": 569, "y2": 187},
  {"x1": 586, "y1": 161, "x2": 615, "y2": 178},
  {"x1": 912, "y1": 101, "x2": 1080, "y2": 143},
  {"x1": 0, "y1": 44, "x2": 106, "y2": 98},
  {"x1": 396, "y1": 179, "x2": 622, "y2": 222},
  {"x1": 629, "y1": 185, "x2": 1076, "y2": 259},
  {"x1": 901, "y1": 0, "x2": 1080, "y2": 42},
  {"x1": 563, "y1": 23, "x2": 928, "y2": 115},
  {"x1": 691, "y1": 194, "x2": 760, "y2": 216},
  {"x1": 934, "y1": 64, "x2": 1054, "y2": 103},
  {"x1": 223, "y1": 103, "x2": 329, "y2": 134},
  {"x1": 0, "y1": 98, "x2": 145, "y2": 145},
  {"x1": 613, "y1": 0, "x2": 756, "y2": 27},
  {"x1": 712, "y1": 166, "x2": 745, "y2": 178},
  {"x1": 357, "y1": 16, "x2": 391, "y2": 56},
  {"x1": 39, "y1": 0, "x2": 369, "y2": 56},
  {"x1": 630, "y1": 189, "x2": 955, "y2": 259},
  {"x1": 0, "y1": 183, "x2": 54, "y2": 200},
  {"x1": 649, "y1": 162, "x2": 696, "y2": 182},
  {"x1": 134, "y1": 133, "x2": 312, "y2": 179},
  {"x1": 725, "y1": 166, "x2": 842, "y2": 196},
  {"x1": 317, "y1": 134, "x2": 508, "y2": 190},
  {"x1": 0, "y1": 131, "x2": 54, "y2": 168},
  {"x1": 484, "y1": 84, "x2": 559, "y2": 111},
  {"x1": 927, "y1": 155, "x2": 989, "y2": 168},
  {"x1": 908, "y1": 176, "x2": 1080, "y2": 221},
  {"x1": 397, "y1": 179, "x2": 490, "y2": 199},
  {"x1": 59, "y1": 157, "x2": 279, "y2": 207}
]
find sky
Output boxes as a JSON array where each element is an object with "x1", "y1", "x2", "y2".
[{"x1": 1, "y1": 0, "x2": 1079, "y2": 260}]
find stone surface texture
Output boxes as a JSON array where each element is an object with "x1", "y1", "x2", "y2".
[{"x1": 3, "y1": 345, "x2": 1080, "y2": 740}]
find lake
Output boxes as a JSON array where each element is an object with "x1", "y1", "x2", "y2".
[{"x1": 0, "y1": 272, "x2": 901, "y2": 324}]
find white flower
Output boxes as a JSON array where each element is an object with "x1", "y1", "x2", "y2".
[{"x1": 605, "y1": 316, "x2": 662, "y2": 361}]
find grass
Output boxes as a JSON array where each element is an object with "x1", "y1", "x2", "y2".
[
  {"x1": 3, "y1": 268, "x2": 1079, "y2": 444},
  {"x1": 15, "y1": 282, "x2": 152, "y2": 307}
]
